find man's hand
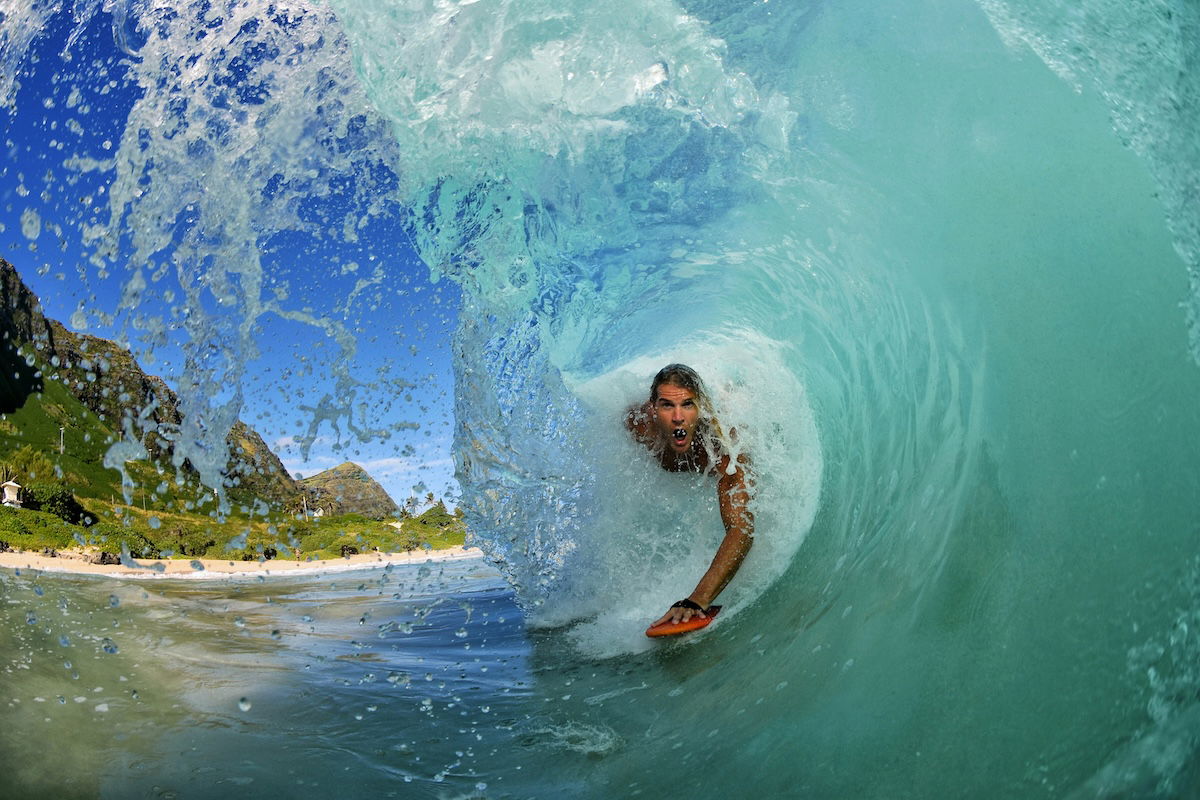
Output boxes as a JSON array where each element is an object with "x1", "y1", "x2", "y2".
[{"x1": 651, "y1": 598, "x2": 708, "y2": 628}]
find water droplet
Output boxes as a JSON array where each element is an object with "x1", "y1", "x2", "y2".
[
  {"x1": 20, "y1": 207, "x2": 41, "y2": 240},
  {"x1": 238, "y1": 697, "x2": 252, "y2": 712}
]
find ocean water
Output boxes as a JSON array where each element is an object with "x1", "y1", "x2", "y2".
[
  {"x1": 1, "y1": 558, "x2": 528, "y2": 799},
  {"x1": 3, "y1": 0, "x2": 1200, "y2": 797}
]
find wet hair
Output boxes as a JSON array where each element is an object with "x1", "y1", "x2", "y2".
[
  {"x1": 648, "y1": 364, "x2": 736, "y2": 469},
  {"x1": 650, "y1": 363, "x2": 723, "y2": 443},
  {"x1": 650, "y1": 363, "x2": 709, "y2": 407}
]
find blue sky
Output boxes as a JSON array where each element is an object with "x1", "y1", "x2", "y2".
[{"x1": 0, "y1": 6, "x2": 462, "y2": 507}]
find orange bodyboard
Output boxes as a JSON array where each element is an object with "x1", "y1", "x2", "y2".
[{"x1": 645, "y1": 605, "x2": 722, "y2": 638}]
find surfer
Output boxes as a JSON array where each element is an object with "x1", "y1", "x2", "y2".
[{"x1": 624, "y1": 364, "x2": 754, "y2": 629}]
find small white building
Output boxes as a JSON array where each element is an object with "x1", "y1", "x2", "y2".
[{"x1": 2, "y1": 480, "x2": 22, "y2": 508}]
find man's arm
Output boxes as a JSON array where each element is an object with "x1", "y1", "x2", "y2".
[
  {"x1": 652, "y1": 452, "x2": 754, "y2": 626},
  {"x1": 624, "y1": 400, "x2": 654, "y2": 444}
]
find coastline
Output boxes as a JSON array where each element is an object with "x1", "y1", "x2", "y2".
[{"x1": 0, "y1": 545, "x2": 483, "y2": 580}]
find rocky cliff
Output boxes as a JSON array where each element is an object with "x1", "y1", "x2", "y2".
[{"x1": 0, "y1": 257, "x2": 301, "y2": 507}]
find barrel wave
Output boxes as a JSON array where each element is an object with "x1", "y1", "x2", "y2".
[
  {"x1": 331, "y1": 0, "x2": 1200, "y2": 793},
  {"x1": 4, "y1": 0, "x2": 1200, "y2": 796}
]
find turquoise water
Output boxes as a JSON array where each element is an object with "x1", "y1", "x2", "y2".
[{"x1": 4, "y1": 0, "x2": 1200, "y2": 796}]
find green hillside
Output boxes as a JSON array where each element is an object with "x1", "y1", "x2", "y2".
[
  {"x1": 0, "y1": 364, "x2": 121, "y2": 498},
  {"x1": 0, "y1": 257, "x2": 465, "y2": 563}
]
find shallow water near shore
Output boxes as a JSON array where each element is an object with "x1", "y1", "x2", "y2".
[{"x1": 1, "y1": 558, "x2": 531, "y2": 798}]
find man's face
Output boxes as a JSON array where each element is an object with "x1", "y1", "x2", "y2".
[{"x1": 654, "y1": 383, "x2": 700, "y2": 453}]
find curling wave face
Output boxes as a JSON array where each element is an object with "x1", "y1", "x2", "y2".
[
  {"x1": 333, "y1": 0, "x2": 1200, "y2": 793},
  {"x1": 330, "y1": 0, "x2": 985, "y2": 651}
]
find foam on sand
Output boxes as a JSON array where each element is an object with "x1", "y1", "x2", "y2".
[{"x1": 0, "y1": 546, "x2": 482, "y2": 580}]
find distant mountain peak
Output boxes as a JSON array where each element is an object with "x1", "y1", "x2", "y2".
[{"x1": 300, "y1": 462, "x2": 399, "y2": 520}]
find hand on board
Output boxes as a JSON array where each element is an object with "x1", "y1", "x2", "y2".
[{"x1": 651, "y1": 597, "x2": 709, "y2": 628}]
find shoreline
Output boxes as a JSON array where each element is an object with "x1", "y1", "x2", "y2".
[{"x1": 0, "y1": 545, "x2": 483, "y2": 580}]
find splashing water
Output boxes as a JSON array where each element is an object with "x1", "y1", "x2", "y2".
[{"x1": 3, "y1": 0, "x2": 1200, "y2": 796}]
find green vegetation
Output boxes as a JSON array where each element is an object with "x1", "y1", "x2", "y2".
[
  {"x1": 277, "y1": 504, "x2": 465, "y2": 561},
  {"x1": 0, "y1": 500, "x2": 465, "y2": 563},
  {"x1": 0, "y1": 318, "x2": 465, "y2": 566},
  {"x1": 0, "y1": 375, "x2": 122, "y2": 498},
  {"x1": 22, "y1": 482, "x2": 90, "y2": 525},
  {"x1": 0, "y1": 506, "x2": 78, "y2": 552},
  {"x1": 0, "y1": 382, "x2": 465, "y2": 563}
]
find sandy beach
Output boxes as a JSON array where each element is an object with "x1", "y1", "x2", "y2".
[{"x1": 0, "y1": 545, "x2": 483, "y2": 580}]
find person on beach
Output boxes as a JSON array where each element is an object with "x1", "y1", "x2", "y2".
[{"x1": 624, "y1": 364, "x2": 754, "y2": 628}]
